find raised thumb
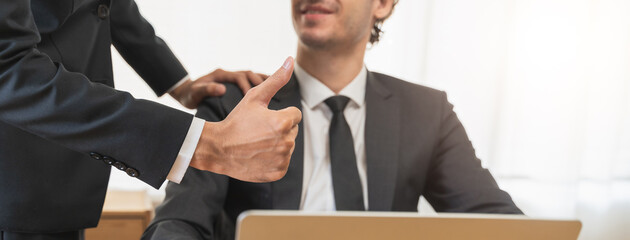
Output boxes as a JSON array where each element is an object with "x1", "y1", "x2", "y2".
[{"x1": 246, "y1": 57, "x2": 294, "y2": 106}]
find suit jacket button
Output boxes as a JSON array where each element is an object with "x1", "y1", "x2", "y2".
[
  {"x1": 97, "y1": 4, "x2": 110, "y2": 19},
  {"x1": 89, "y1": 152, "x2": 102, "y2": 160},
  {"x1": 102, "y1": 156, "x2": 115, "y2": 165},
  {"x1": 113, "y1": 162, "x2": 127, "y2": 171},
  {"x1": 125, "y1": 168, "x2": 139, "y2": 178}
]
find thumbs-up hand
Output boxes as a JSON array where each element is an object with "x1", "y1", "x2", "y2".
[{"x1": 190, "y1": 57, "x2": 302, "y2": 182}]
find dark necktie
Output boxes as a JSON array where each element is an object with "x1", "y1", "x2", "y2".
[{"x1": 324, "y1": 96, "x2": 365, "y2": 211}]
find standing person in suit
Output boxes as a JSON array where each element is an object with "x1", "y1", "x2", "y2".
[
  {"x1": 0, "y1": 0, "x2": 301, "y2": 239},
  {"x1": 144, "y1": 0, "x2": 523, "y2": 239}
]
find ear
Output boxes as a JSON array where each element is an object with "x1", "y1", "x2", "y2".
[{"x1": 373, "y1": 0, "x2": 395, "y2": 21}]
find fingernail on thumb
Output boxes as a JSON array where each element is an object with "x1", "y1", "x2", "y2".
[{"x1": 282, "y1": 57, "x2": 293, "y2": 70}]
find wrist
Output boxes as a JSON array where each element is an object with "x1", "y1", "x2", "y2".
[
  {"x1": 190, "y1": 121, "x2": 225, "y2": 173},
  {"x1": 169, "y1": 80, "x2": 194, "y2": 107}
]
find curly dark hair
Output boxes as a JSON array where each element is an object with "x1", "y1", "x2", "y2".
[{"x1": 370, "y1": 0, "x2": 399, "y2": 44}]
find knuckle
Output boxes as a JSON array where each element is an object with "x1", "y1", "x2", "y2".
[
  {"x1": 294, "y1": 107, "x2": 303, "y2": 115},
  {"x1": 270, "y1": 170, "x2": 288, "y2": 181},
  {"x1": 280, "y1": 118, "x2": 293, "y2": 130},
  {"x1": 276, "y1": 140, "x2": 294, "y2": 155},
  {"x1": 279, "y1": 159, "x2": 290, "y2": 172},
  {"x1": 290, "y1": 128, "x2": 299, "y2": 138},
  {"x1": 287, "y1": 107, "x2": 302, "y2": 117},
  {"x1": 275, "y1": 158, "x2": 290, "y2": 171},
  {"x1": 276, "y1": 142, "x2": 290, "y2": 154},
  {"x1": 206, "y1": 83, "x2": 218, "y2": 90},
  {"x1": 285, "y1": 139, "x2": 295, "y2": 148},
  {"x1": 190, "y1": 81, "x2": 202, "y2": 89},
  {"x1": 270, "y1": 117, "x2": 286, "y2": 130},
  {"x1": 245, "y1": 86, "x2": 259, "y2": 96}
]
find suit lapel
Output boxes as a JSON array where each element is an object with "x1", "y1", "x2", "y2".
[
  {"x1": 365, "y1": 72, "x2": 400, "y2": 211},
  {"x1": 269, "y1": 74, "x2": 304, "y2": 209},
  {"x1": 267, "y1": 72, "x2": 400, "y2": 210}
]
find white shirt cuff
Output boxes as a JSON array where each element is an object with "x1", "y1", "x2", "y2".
[
  {"x1": 166, "y1": 117, "x2": 205, "y2": 183},
  {"x1": 166, "y1": 75, "x2": 191, "y2": 94}
]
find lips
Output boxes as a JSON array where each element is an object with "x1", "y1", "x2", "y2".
[{"x1": 300, "y1": 5, "x2": 334, "y2": 15}]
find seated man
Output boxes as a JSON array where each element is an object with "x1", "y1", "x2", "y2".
[{"x1": 143, "y1": 0, "x2": 522, "y2": 239}]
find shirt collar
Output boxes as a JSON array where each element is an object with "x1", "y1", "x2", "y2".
[{"x1": 295, "y1": 63, "x2": 367, "y2": 110}]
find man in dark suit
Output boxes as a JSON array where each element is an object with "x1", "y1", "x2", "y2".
[
  {"x1": 0, "y1": 0, "x2": 301, "y2": 239},
  {"x1": 144, "y1": 0, "x2": 522, "y2": 239}
]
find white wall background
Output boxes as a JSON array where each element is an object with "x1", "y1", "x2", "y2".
[{"x1": 108, "y1": 1, "x2": 630, "y2": 239}]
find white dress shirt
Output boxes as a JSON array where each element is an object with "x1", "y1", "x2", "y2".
[
  {"x1": 166, "y1": 75, "x2": 204, "y2": 183},
  {"x1": 294, "y1": 64, "x2": 369, "y2": 211}
]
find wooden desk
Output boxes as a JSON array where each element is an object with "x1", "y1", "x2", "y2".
[{"x1": 85, "y1": 191, "x2": 153, "y2": 240}]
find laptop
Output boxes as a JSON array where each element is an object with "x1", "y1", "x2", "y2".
[{"x1": 236, "y1": 210, "x2": 581, "y2": 240}]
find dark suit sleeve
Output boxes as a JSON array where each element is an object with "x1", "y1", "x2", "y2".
[
  {"x1": 0, "y1": 0, "x2": 192, "y2": 188},
  {"x1": 109, "y1": 0, "x2": 188, "y2": 95},
  {"x1": 144, "y1": 96, "x2": 233, "y2": 240},
  {"x1": 143, "y1": 168, "x2": 231, "y2": 240},
  {"x1": 423, "y1": 92, "x2": 523, "y2": 214}
]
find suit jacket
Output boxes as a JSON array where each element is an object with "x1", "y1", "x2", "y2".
[
  {"x1": 143, "y1": 72, "x2": 523, "y2": 240},
  {"x1": 0, "y1": 0, "x2": 192, "y2": 232}
]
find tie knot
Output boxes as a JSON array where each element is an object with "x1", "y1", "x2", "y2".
[{"x1": 325, "y1": 96, "x2": 351, "y2": 113}]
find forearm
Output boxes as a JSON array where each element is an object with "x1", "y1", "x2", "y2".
[
  {"x1": 0, "y1": 0, "x2": 193, "y2": 188},
  {"x1": 110, "y1": 0, "x2": 188, "y2": 95}
]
